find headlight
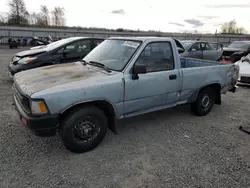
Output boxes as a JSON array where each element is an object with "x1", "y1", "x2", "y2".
[
  {"x1": 18, "y1": 57, "x2": 37, "y2": 64},
  {"x1": 30, "y1": 100, "x2": 48, "y2": 115}
]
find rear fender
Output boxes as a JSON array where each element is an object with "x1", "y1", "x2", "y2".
[{"x1": 187, "y1": 83, "x2": 221, "y2": 105}]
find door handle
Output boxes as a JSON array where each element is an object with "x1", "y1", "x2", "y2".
[{"x1": 169, "y1": 74, "x2": 177, "y2": 80}]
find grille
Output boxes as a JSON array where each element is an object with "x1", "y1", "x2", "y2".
[
  {"x1": 240, "y1": 76, "x2": 250, "y2": 83},
  {"x1": 13, "y1": 84, "x2": 30, "y2": 113}
]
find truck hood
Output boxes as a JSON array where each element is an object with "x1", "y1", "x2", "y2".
[
  {"x1": 14, "y1": 62, "x2": 112, "y2": 96},
  {"x1": 15, "y1": 48, "x2": 47, "y2": 58},
  {"x1": 223, "y1": 47, "x2": 247, "y2": 52}
]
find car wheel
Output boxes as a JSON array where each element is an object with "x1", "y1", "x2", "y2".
[
  {"x1": 59, "y1": 106, "x2": 108, "y2": 153},
  {"x1": 191, "y1": 87, "x2": 215, "y2": 116}
]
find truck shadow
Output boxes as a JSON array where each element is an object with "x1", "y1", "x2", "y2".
[{"x1": 116, "y1": 105, "x2": 193, "y2": 134}]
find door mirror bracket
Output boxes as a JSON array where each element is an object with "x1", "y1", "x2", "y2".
[{"x1": 132, "y1": 65, "x2": 147, "y2": 80}]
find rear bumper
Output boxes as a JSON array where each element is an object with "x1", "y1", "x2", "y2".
[{"x1": 14, "y1": 96, "x2": 59, "y2": 137}]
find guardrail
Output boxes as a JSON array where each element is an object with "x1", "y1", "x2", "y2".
[{"x1": 0, "y1": 26, "x2": 250, "y2": 45}]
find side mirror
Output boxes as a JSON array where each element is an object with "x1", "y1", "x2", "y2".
[
  {"x1": 241, "y1": 56, "x2": 246, "y2": 61},
  {"x1": 132, "y1": 64, "x2": 146, "y2": 79},
  {"x1": 191, "y1": 48, "x2": 197, "y2": 52}
]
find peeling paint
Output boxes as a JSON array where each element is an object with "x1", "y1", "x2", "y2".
[{"x1": 14, "y1": 62, "x2": 113, "y2": 96}]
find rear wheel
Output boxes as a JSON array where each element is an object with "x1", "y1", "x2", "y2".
[
  {"x1": 59, "y1": 106, "x2": 108, "y2": 153},
  {"x1": 191, "y1": 87, "x2": 215, "y2": 116}
]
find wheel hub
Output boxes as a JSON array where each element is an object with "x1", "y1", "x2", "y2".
[
  {"x1": 73, "y1": 119, "x2": 100, "y2": 142},
  {"x1": 201, "y1": 95, "x2": 210, "y2": 108}
]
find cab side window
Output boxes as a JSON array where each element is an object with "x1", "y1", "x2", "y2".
[
  {"x1": 135, "y1": 42, "x2": 174, "y2": 72},
  {"x1": 57, "y1": 40, "x2": 91, "y2": 54},
  {"x1": 190, "y1": 42, "x2": 201, "y2": 51}
]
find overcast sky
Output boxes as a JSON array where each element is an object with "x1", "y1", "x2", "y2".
[{"x1": 1, "y1": 0, "x2": 250, "y2": 33}]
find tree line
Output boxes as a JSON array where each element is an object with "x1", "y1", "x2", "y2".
[
  {"x1": 220, "y1": 20, "x2": 247, "y2": 34},
  {"x1": 0, "y1": 0, "x2": 65, "y2": 27},
  {"x1": 0, "y1": 0, "x2": 248, "y2": 34}
]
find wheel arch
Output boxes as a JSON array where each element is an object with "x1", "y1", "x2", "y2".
[
  {"x1": 59, "y1": 100, "x2": 117, "y2": 133},
  {"x1": 187, "y1": 83, "x2": 221, "y2": 105}
]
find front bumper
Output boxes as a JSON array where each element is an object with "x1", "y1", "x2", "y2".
[
  {"x1": 14, "y1": 96, "x2": 59, "y2": 137},
  {"x1": 8, "y1": 63, "x2": 22, "y2": 76}
]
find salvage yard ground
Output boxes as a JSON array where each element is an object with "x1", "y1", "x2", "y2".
[{"x1": 0, "y1": 46, "x2": 250, "y2": 188}]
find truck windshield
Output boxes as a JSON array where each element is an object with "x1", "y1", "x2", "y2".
[
  {"x1": 83, "y1": 39, "x2": 141, "y2": 71},
  {"x1": 228, "y1": 41, "x2": 250, "y2": 50}
]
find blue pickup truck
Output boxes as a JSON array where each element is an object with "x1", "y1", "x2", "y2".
[{"x1": 13, "y1": 37, "x2": 239, "y2": 153}]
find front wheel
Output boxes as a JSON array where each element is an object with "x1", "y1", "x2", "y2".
[
  {"x1": 191, "y1": 87, "x2": 215, "y2": 116},
  {"x1": 59, "y1": 106, "x2": 108, "y2": 153}
]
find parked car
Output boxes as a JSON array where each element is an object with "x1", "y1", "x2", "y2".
[
  {"x1": 13, "y1": 37, "x2": 239, "y2": 153},
  {"x1": 211, "y1": 42, "x2": 224, "y2": 51},
  {"x1": 221, "y1": 41, "x2": 250, "y2": 64},
  {"x1": 180, "y1": 40, "x2": 223, "y2": 61},
  {"x1": 29, "y1": 36, "x2": 50, "y2": 47},
  {"x1": 8, "y1": 37, "x2": 104, "y2": 76},
  {"x1": 235, "y1": 53, "x2": 250, "y2": 85}
]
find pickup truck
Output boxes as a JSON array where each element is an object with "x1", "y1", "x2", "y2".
[{"x1": 13, "y1": 37, "x2": 239, "y2": 153}]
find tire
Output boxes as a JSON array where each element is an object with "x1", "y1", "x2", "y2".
[
  {"x1": 59, "y1": 106, "x2": 108, "y2": 153},
  {"x1": 191, "y1": 87, "x2": 215, "y2": 116}
]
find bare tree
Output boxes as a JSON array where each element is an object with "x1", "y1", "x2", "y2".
[
  {"x1": 51, "y1": 7, "x2": 65, "y2": 26},
  {"x1": 40, "y1": 5, "x2": 50, "y2": 26},
  {"x1": 8, "y1": 0, "x2": 29, "y2": 25},
  {"x1": 221, "y1": 20, "x2": 247, "y2": 34},
  {"x1": 0, "y1": 15, "x2": 6, "y2": 24},
  {"x1": 29, "y1": 12, "x2": 38, "y2": 25}
]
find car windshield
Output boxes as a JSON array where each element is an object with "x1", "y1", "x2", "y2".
[
  {"x1": 228, "y1": 41, "x2": 250, "y2": 50},
  {"x1": 83, "y1": 39, "x2": 141, "y2": 71},
  {"x1": 180, "y1": 41, "x2": 193, "y2": 49}
]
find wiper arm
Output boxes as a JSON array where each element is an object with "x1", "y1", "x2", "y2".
[
  {"x1": 81, "y1": 59, "x2": 112, "y2": 73},
  {"x1": 80, "y1": 59, "x2": 88, "y2": 65},
  {"x1": 89, "y1": 61, "x2": 112, "y2": 73}
]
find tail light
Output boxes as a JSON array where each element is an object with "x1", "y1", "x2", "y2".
[{"x1": 218, "y1": 56, "x2": 232, "y2": 64}]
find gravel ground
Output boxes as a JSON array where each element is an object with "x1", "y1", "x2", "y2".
[{"x1": 0, "y1": 46, "x2": 250, "y2": 188}]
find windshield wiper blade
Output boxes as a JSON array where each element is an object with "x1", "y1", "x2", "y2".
[
  {"x1": 81, "y1": 60, "x2": 112, "y2": 73},
  {"x1": 80, "y1": 59, "x2": 88, "y2": 65},
  {"x1": 89, "y1": 61, "x2": 112, "y2": 73}
]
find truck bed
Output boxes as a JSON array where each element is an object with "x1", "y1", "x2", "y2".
[
  {"x1": 180, "y1": 57, "x2": 223, "y2": 68},
  {"x1": 178, "y1": 57, "x2": 236, "y2": 103}
]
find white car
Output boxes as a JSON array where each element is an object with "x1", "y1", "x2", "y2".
[{"x1": 235, "y1": 53, "x2": 250, "y2": 85}]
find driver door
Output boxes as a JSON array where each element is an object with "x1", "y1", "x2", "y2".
[
  {"x1": 201, "y1": 42, "x2": 223, "y2": 61},
  {"x1": 188, "y1": 42, "x2": 203, "y2": 59},
  {"x1": 123, "y1": 42, "x2": 180, "y2": 115}
]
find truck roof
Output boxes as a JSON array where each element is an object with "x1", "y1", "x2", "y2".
[
  {"x1": 180, "y1": 40, "x2": 207, "y2": 43},
  {"x1": 108, "y1": 36, "x2": 173, "y2": 42}
]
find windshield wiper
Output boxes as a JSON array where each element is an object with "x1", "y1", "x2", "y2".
[
  {"x1": 80, "y1": 59, "x2": 112, "y2": 73},
  {"x1": 80, "y1": 59, "x2": 88, "y2": 65}
]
